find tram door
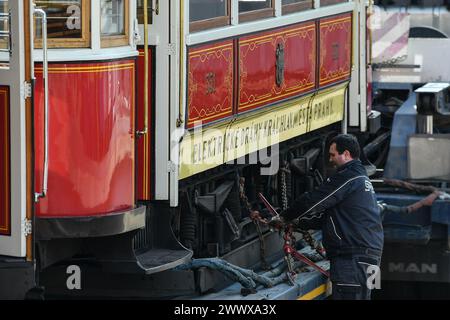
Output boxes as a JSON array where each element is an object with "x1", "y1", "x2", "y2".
[{"x1": 0, "y1": 1, "x2": 32, "y2": 258}]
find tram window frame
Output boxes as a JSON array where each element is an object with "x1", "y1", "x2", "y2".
[
  {"x1": 0, "y1": 1, "x2": 8, "y2": 51},
  {"x1": 100, "y1": 0, "x2": 130, "y2": 48},
  {"x1": 34, "y1": 0, "x2": 91, "y2": 49},
  {"x1": 282, "y1": 0, "x2": 313, "y2": 14},
  {"x1": 189, "y1": 0, "x2": 231, "y2": 33},
  {"x1": 238, "y1": 0, "x2": 274, "y2": 23}
]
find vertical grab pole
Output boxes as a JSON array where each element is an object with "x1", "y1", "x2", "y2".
[{"x1": 34, "y1": 7, "x2": 49, "y2": 202}]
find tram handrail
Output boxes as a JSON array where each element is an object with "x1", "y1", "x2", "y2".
[{"x1": 34, "y1": 7, "x2": 49, "y2": 202}]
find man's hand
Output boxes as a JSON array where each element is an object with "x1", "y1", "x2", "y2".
[
  {"x1": 268, "y1": 216, "x2": 284, "y2": 230},
  {"x1": 250, "y1": 210, "x2": 262, "y2": 221}
]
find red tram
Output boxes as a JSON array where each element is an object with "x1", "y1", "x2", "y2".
[{"x1": 0, "y1": 0, "x2": 376, "y2": 299}]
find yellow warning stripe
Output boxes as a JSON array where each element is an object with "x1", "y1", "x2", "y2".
[{"x1": 297, "y1": 284, "x2": 327, "y2": 300}]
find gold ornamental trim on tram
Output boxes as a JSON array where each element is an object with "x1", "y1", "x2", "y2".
[
  {"x1": 179, "y1": 83, "x2": 347, "y2": 180},
  {"x1": 34, "y1": 63, "x2": 135, "y2": 74}
]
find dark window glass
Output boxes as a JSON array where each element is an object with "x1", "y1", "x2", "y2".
[
  {"x1": 320, "y1": 0, "x2": 348, "y2": 6},
  {"x1": 190, "y1": 0, "x2": 227, "y2": 22},
  {"x1": 239, "y1": 0, "x2": 271, "y2": 13},
  {"x1": 282, "y1": 0, "x2": 303, "y2": 4},
  {"x1": 282, "y1": 0, "x2": 313, "y2": 14},
  {"x1": 35, "y1": 0, "x2": 83, "y2": 39},
  {"x1": 137, "y1": 0, "x2": 152, "y2": 24},
  {"x1": 0, "y1": 0, "x2": 9, "y2": 63},
  {"x1": 0, "y1": 0, "x2": 7, "y2": 14}
]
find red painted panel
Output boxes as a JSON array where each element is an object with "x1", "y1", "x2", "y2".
[
  {"x1": 137, "y1": 48, "x2": 153, "y2": 201},
  {"x1": 187, "y1": 40, "x2": 234, "y2": 128},
  {"x1": 319, "y1": 13, "x2": 352, "y2": 87},
  {"x1": 0, "y1": 86, "x2": 10, "y2": 235},
  {"x1": 34, "y1": 60, "x2": 136, "y2": 217},
  {"x1": 239, "y1": 22, "x2": 316, "y2": 113}
]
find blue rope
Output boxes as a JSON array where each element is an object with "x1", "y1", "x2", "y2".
[{"x1": 176, "y1": 257, "x2": 290, "y2": 289}]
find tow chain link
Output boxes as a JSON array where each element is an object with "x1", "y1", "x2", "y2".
[
  {"x1": 280, "y1": 161, "x2": 326, "y2": 259},
  {"x1": 280, "y1": 161, "x2": 289, "y2": 212},
  {"x1": 239, "y1": 177, "x2": 270, "y2": 270},
  {"x1": 280, "y1": 162, "x2": 296, "y2": 277}
]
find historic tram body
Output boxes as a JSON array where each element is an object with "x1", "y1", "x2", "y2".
[{"x1": 0, "y1": 0, "x2": 375, "y2": 299}]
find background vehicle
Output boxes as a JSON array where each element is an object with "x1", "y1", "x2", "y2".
[{"x1": 369, "y1": 0, "x2": 450, "y2": 299}]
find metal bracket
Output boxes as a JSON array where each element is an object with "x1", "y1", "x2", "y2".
[
  {"x1": 22, "y1": 81, "x2": 32, "y2": 100},
  {"x1": 167, "y1": 160, "x2": 176, "y2": 173},
  {"x1": 22, "y1": 218, "x2": 32, "y2": 237},
  {"x1": 152, "y1": 0, "x2": 160, "y2": 15},
  {"x1": 133, "y1": 18, "x2": 141, "y2": 45},
  {"x1": 167, "y1": 43, "x2": 176, "y2": 56}
]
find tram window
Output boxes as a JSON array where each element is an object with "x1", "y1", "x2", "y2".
[
  {"x1": 239, "y1": 0, "x2": 274, "y2": 23},
  {"x1": 0, "y1": 1, "x2": 8, "y2": 50},
  {"x1": 189, "y1": 0, "x2": 230, "y2": 33},
  {"x1": 282, "y1": 0, "x2": 313, "y2": 14},
  {"x1": 101, "y1": 0, "x2": 130, "y2": 47},
  {"x1": 136, "y1": 0, "x2": 153, "y2": 25},
  {"x1": 320, "y1": 0, "x2": 349, "y2": 6},
  {"x1": 34, "y1": 0, "x2": 90, "y2": 48},
  {"x1": 0, "y1": 0, "x2": 8, "y2": 65}
]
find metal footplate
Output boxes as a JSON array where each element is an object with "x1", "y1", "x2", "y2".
[
  {"x1": 136, "y1": 248, "x2": 193, "y2": 274},
  {"x1": 93, "y1": 204, "x2": 193, "y2": 274}
]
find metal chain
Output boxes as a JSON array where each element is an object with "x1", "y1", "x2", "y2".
[
  {"x1": 285, "y1": 253, "x2": 297, "y2": 285},
  {"x1": 300, "y1": 228, "x2": 326, "y2": 259},
  {"x1": 279, "y1": 163, "x2": 326, "y2": 258},
  {"x1": 280, "y1": 162, "x2": 289, "y2": 211},
  {"x1": 372, "y1": 54, "x2": 407, "y2": 69},
  {"x1": 239, "y1": 177, "x2": 270, "y2": 270},
  {"x1": 239, "y1": 177, "x2": 251, "y2": 211}
]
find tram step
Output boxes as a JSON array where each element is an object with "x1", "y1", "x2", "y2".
[
  {"x1": 93, "y1": 203, "x2": 193, "y2": 275},
  {"x1": 136, "y1": 248, "x2": 193, "y2": 274}
]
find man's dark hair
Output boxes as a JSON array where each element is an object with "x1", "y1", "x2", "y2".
[{"x1": 330, "y1": 134, "x2": 361, "y2": 159}]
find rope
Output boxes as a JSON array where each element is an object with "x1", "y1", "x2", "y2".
[{"x1": 176, "y1": 257, "x2": 295, "y2": 289}]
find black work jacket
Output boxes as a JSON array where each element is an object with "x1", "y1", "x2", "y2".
[{"x1": 281, "y1": 160, "x2": 383, "y2": 258}]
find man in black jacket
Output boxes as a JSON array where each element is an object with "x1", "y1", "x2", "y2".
[{"x1": 265, "y1": 134, "x2": 383, "y2": 300}]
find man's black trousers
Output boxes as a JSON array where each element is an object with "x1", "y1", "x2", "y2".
[{"x1": 330, "y1": 253, "x2": 381, "y2": 300}]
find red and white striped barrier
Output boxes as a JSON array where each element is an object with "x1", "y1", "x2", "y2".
[{"x1": 370, "y1": 10, "x2": 410, "y2": 64}]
